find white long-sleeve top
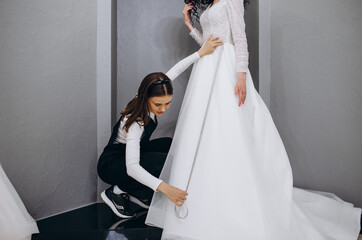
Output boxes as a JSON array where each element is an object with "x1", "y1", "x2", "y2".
[
  {"x1": 189, "y1": 0, "x2": 249, "y2": 73},
  {"x1": 114, "y1": 51, "x2": 201, "y2": 191}
]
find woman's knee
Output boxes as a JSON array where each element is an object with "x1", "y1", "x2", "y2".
[
  {"x1": 140, "y1": 152, "x2": 167, "y2": 171},
  {"x1": 145, "y1": 137, "x2": 172, "y2": 153},
  {"x1": 162, "y1": 137, "x2": 172, "y2": 151}
]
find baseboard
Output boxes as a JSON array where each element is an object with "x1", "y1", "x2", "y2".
[{"x1": 36, "y1": 202, "x2": 98, "y2": 222}]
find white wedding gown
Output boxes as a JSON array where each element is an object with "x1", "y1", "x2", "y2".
[
  {"x1": 145, "y1": 0, "x2": 362, "y2": 239},
  {"x1": 0, "y1": 164, "x2": 39, "y2": 240}
]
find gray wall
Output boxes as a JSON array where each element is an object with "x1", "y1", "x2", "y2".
[
  {"x1": 117, "y1": 0, "x2": 259, "y2": 138},
  {"x1": 270, "y1": 0, "x2": 362, "y2": 207},
  {"x1": 96, "y1": 0, "x2": 118, "y2": 199},
  {"x1": 245, "y1": 0, "x2": 259, "y2": 90},
  {"x1": 0, "y1": 0, "x2": 98, "y2": 219}
]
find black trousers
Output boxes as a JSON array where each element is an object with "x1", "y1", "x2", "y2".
[{"x1": 97, "y1": 137, "x2": 172, "y2": 201}]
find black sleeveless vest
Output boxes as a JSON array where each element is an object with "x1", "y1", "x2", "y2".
[{"x1": 105, "y1": 115, "x2": 158, "y2": 151}]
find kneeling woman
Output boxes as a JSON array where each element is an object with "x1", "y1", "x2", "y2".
[{"x1": 97, "y1": 35, "x2": 223, "y2": 218}]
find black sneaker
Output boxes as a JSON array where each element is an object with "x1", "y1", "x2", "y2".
[
  {"x1": 128, "y1": 194, "x2": 151, "y2": 209},
  {"x1": 101, "y1": 187, "x2": 136, "y2": 218}
]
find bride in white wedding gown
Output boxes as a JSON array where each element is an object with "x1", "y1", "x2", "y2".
[
  {"x1": 0, "y1": 164, "x2": 39, "y2": 240},
  {"x1": 146, "y1": 0, "x2": 361, "y2": 239}
]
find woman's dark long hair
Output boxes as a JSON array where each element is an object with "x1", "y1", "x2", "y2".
[
  {"x1": 185, "y1": 0, "x2": 249, "y2": 22},
  {"x1": 121, "y1": 72, "x2": 173, "y2": 132}
]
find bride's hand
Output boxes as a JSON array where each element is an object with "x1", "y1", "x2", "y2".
[
  {"x1": 198, "y1": 34, "x2": 224, "y2": 57},
  {"x1": 157, "y1": 182, "x2": 188, "y2": 207},
  {"x1": 235, "y1": 72, "x2": 247, "y2": 106},
  {"x1": 183, "y1": 3, "x2": 194, "y2": 30}
]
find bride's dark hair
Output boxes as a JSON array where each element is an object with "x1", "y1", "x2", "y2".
[{"x1": 185, "y1": 0, "x2": 249, "y2": 22}]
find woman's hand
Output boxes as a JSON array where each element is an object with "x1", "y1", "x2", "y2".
[
  {"x1": 198, "y1": 34, "x2": 224, "y2": 57},
  {"x1": 183, "y1": 3, "x2": 194, "y2": 31},
  {"x1": 235, "y1": 72, "x2": 247, "y2": 106},
  {"x1": 157, "y1": 182, "x2": 188, "y2": 207}
]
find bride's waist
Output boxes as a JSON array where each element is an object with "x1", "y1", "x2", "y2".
[
  {"x1": 203, "y1": 40, "x2": 235, "y2": 48},
  {"x1": 203, "y1": 41, "x2": 235, "y2": 50},
  {"x1": 202, "y1": 34, "x2": 234, "y2": 45}
]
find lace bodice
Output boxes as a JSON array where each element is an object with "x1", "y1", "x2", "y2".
[{"x1": 189, "y1": 0, "x2": 249, "y2": 73}]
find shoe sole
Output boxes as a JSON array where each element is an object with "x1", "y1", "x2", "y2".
[
  {"x1": 129, "y1": 195, "x2": 150, "y2": 209},
  {"x1": 101, "y1": 190, "x2": 135, "y2": 219}
]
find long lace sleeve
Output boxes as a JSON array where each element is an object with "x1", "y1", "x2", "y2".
[
  {"x1": 189, "y1": 28, "x2": 204, "y2": 46},
  {"x1": 226, "y1": 0, "x2": 249, "y2": 73},
  {"x1": 165, "y1": 52, "x2": 200, "y2": 81}
]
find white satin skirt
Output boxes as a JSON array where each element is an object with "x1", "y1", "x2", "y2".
[
  {"x1": 0, "y1": 164, "x2": 39, "y2": 240},
  {"x1": 145, "y1": 43, "x2": 361, "y2": 240}
]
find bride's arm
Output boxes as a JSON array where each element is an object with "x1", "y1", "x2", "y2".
[
  {"x1": 226, "y1": 0, "x2": 249, "y2": 73},
  {"x1": 189, "y1": 28, "x2": 204, "y2": 47},
  {"x1": 227, "y1": 0, "x2": 248, "y2": 105},
  {"x1": 183, "y1": 3, "x2": 204, "y2": 46},
  {"x1": 166, "y1": 35, "x2": 223, "y2": 81}
]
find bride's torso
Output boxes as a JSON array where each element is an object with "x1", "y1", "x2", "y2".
[{"x1": 200, "y1": 0, "x2": 234, "y2": 45}]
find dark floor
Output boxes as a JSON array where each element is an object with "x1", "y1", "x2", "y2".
[
  {"x1": 32, "y1": 203, "x2": 162, "y2": 240},
  {"x1": 32, "y1": 203, "x2": 362, "y2": 240}
]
